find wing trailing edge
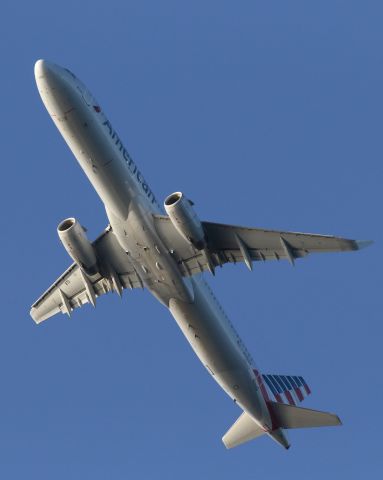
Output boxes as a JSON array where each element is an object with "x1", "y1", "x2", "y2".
[{"x1": 152, "y1": 215, "x2": 372, "y2": 277}]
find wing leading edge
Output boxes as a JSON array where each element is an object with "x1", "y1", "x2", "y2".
[{"x1": 153, "y1": 215, "x2": 371, "y2": 277}]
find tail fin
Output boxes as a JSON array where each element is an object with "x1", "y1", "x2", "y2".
[
  {"x1": 222, "y1": 412, "x2": 266, "y2": 449},
  {"x1": 268, "y1": 401, "x2": 342, "y2": 429},
  {"x1": 261, "y1": 373, "x2": 311, "y2": 405}
]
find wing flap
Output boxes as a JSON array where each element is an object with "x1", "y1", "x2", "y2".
[{"x1": 202, "y1": 221, "x2": 360, "y2": 255}]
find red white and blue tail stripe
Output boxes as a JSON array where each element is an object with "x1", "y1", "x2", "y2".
[{"x1": 261, "y1": 373, "x2": 311, "y2": 406}]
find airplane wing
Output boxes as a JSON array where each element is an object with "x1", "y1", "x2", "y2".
[
  {"x1": 30, "y1": 227, "x2": 143, "y2": 324},
  {"x1": 153, "y1": 215, "x2": 371, "y2": 276}
]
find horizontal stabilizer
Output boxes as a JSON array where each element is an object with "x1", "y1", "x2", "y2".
[
  {"x1": 268, "y1": 401, "x2": 342, "y2": 429},
  {"x1": 222, "y1": 411, "x2": 265, "y2": 449}
]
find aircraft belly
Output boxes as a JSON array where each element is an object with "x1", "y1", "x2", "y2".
[
  {"x1": 106, "y1": 204, "x2": 194, "y2": 305},
  {"x1": 169, "y1": 276, "x2": 271, "y2": 428},
  {"x1": 51, "y1": 103, "x2": 137, "y2": 219},
  {"x1": 41, "y1": 70, "x2": 271, "y2": 427}
]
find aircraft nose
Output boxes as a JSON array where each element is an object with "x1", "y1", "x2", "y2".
[
  {"x1": 34, "y1": 59, "x2": 76, "y2": 115},
  {"x1": 34, "y1": 59, "x2": 49, "y2": 77},
  {"x1": 34, "y1": 59, "x2": 63, "y2": 86}
]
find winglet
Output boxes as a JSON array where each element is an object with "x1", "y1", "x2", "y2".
[{"x1": 355, "y1": 240, "x2": 373, "y2": 250}]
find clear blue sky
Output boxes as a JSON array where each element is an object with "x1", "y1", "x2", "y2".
[{"x1": 0, "y1": 1, "x2": 381, "y2": 478}]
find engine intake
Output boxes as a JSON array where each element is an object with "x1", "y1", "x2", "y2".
[
  {"x1": 164, "y1": 192, "x2": 206, "y2": 250},
  {"x1": 57, "y1": 217, "x2": 98, "y2": 275}
]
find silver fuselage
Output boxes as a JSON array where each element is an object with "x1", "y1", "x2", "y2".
[{"x1": 35, "y1": 61, "x2": 272, "y2": 432}]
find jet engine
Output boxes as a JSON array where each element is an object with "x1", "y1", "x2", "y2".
[
  {"x1": 57, "y1": 217, "x2": 98, "y2": 275},
  {"x1": 164, "y1": 192, "x2": 206, "y2": 250}
]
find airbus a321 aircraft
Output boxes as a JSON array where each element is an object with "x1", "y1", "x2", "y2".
[{"x1": 31, "y1": 60, "x2": 370, "y2": 450}]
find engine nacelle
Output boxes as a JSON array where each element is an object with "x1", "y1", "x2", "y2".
[
  {"x1": 164, "y1": 192, "x2": 206, "y2": 250},
  {"x1": 57, "y1": 218, "x2": 98, "y2": 275}
]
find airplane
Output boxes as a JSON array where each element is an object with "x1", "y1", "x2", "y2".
[{"x1": 31, "y1": 59, "x2": 371, "y2": 450}]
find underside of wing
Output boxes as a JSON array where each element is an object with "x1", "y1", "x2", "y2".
[
  {"x1": 153, "y1": 215, "x2": 370, "y2": 276},
  {"x1": 30, "y1": 227, "x2": 143, "y2": 324}
]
